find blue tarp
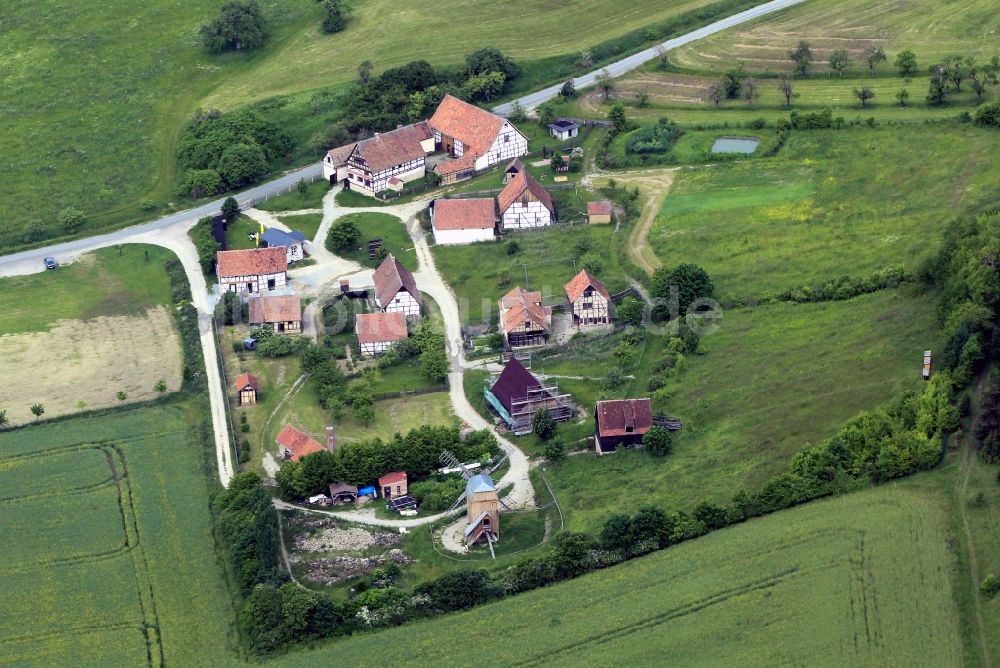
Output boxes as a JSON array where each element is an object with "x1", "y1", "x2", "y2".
[{"x1": 358, "y1": 486, "x2": 377, "y2": 498}]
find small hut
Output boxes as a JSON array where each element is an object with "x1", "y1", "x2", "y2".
[
  {"x1": 379, "y1": 471, "x2": 408, "y2": 499},
  {"x1": 328, "y1": 482, "x2": 359, "y2": 504},
  {"x1": 463, "y1": 474, "x2": 500, "y2": 545},
  {"x1": 587, "y1": 200, "x2": 613, "y2": 225},
  {"x1": 235, "y1": 372, "x2": 259, "y2": 406}
]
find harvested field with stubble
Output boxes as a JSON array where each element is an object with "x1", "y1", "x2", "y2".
[{"x1": 0, "y1": 306, "x2": 181, "y2": 422}]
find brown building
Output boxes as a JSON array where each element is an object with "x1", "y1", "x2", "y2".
[
  {"x1": 249, "y1": 295, "x2": 302, "y2": 333},
  {"x1": 565, "y1": 269, "x2": 612, "y2": 326},
  {"x1": 498, "y1": 286, "x2": 551, "y2": 348},
  {"x1": 355, "y1": 311, "x2": 408, "y2": 357},
  {"x1": 328, "y1": 482, "x2": 359, "y2": 504},
  {"x1": 276, "y1": 424, "x2": 326, "y2": 461},
  {"x1": 594, "y1": 399, "x2": 653, "y2": 454},
  {"x1": 464, "y1": 473, "x2": 500, "y2": 545},
  {"x1": 235, "y1": 372, "x2": 259, "y2": 406},
  {"x1": 379, "y1": 471, "x2": 408, "y2": 499},
  {"x1": 587, "y1": 200, "x2": 613, "y2": 224}
]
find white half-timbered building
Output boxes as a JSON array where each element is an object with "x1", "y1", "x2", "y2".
[
  {"x1": 373, "y1": 254, "x2": 422, "y2": 317},
  {"x1": 216, "y1": 247, "x2": 288, "y2": 295},
  {"x1": 565, "y1": 269, "x2": 612, "y2": 326},
  {"x1": 430, "y1": 198, "x2": 496, "y2": 245},
  {"x1": 429, "y1": 95, "x2": 528, "y2": 183},
  {"x1": 324, "y1": 122, "x2": 435, "y2": 196},
  {"x1": 355, "y1": 312, "x2": 408, "y2": 357},
  {"x1": 498, "y1": 171, "x2": 555, "y2": 230}
]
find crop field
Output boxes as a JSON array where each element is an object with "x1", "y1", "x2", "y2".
[
  {"x1": 0, "y1": 0, "x2": 724, "y2": 249},
  {"x1": 281, "y1": 482, "x2": 965, "y2": 666},
  {"x1": 542, "y1": 289, "x2": 940, "y2": 530},
  {"x1": 648, "y1": 125, "x2": 1000, "y2": 303},
  {"x1": 433, "y1": 222, "x2": 634, "y2": 323},
  {"x1": 0, "y1": 407, "x2": 234, "y2": 666},
  {"x1": 670, "y1": 0, "x2": 1000, "y2": 74},
  {"x1": 0, "y1": 246, "x2": 181, "y2": 422}
]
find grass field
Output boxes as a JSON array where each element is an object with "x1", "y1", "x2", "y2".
[
  {"x1": 256, "y1": 179, "x2": 330, "y2": 212},
  {"x1": 543, "y1": 289, "x2": 940, "y2": 531},
  {"x1": 0, "y1": 0, "x2": 728, "y2": 250},
  {"x1": 670, "y1": 0, "x2": 1000, "y2": 75},
  {"x1": 433, "y1": 222, "x2": 635, "y2": 323},
  {"x1": 279, "y1": 481, "x2": 965, "y2": 666},
  {"x1": 648, "y1": 125, "x2": 1000, "y2": 303},
  {"x1": 278, "y1": 213, "x2": 323, "y2": 242},
  {"x1": 329, "y1": 212, "x2": 415, "y2": 269},
  {"x1": 0, "y1": 406, "x2": 234, "y2": 666}
]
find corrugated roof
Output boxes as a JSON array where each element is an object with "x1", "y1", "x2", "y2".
[
  {"x1": 249, "y1": 295, "x2": 301, "y2": 325},
  {"x1": 565, "y1": 269, "x2": 611, "y2": 303},
  {"x1": 429, "y1": 94, "x2": 505, "y2": 156},
  {"x1": 355, "y1": 311, "x2": 408, "y2": 344},
  {"x1": 216, "y1": 247, "x2": 287, "y2": 278},
  {"x1": 432, "y1": 198, "x2": 496, "y2": 231},
  {"x1": 595, "y1": 399, "x2": 653, "y2": 438},
  {"x1": 373, "y1": 254, "x2": 422, "y2": 309},
  {"x1": 498, "y1": 171, "x2": 554, "y2": 214},
  {"x1": 489, "y1": 358, "x2": 542, "y2": 413}
]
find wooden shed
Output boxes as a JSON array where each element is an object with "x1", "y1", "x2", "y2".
[
  {"x1": 379, "y1": 471, "x2": 408, "y2": 499},
  {"x1": 235, "y1": 372, "x2": 259, "y2": 406},
  {"x1": 464, "y1": 474, "x2": 500, "y2": 545},
  {"x1": 587, "y1": 200, "x2": 613, "y2": 225}
]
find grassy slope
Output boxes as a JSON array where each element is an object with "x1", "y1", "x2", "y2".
[
  {"x1": 670, "y1": 0, "x2": 1000, "y2": 74},
  {"x1": 650, "y1": 125, "x2": 1000, "y2": 304},
  {"x1": 0, "y1": 245, "x2": 174, "y2": 335},
  {"x1": 543, "y1": 289, "x2": 940, "y2": 530},
  {"x1": 0, "y1": 407, "x2": 235, "y2": 666},
  {"x1": 277, "y1": 481, "x2": 965, "y2": 666},
  {"x1": 0, "y1": 0, "x2": 718, "y2": 249}
]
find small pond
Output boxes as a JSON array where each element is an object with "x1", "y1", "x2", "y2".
[{"x1": 711, "y1": 136, "x2": 760, "y2": 154}]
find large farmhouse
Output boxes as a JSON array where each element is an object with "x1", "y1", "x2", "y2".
[
  {"x1": 565, "y1": 269, "x2": 612, "y2": 326},
  {"x1": 216, "y1": 247, "x2": 288, "y2": 295},
  {"x1": 594, "y1": 399, "x2": 653, "y2": 454},
  {"x1": 249, "y1": 294, "x2": 302, "y2": 333},
  {"x1": 430, "y1": 198, "x2": 496, "y2": 245},
  {"x1": 323, "y1": 122, "x2": 435, "y2": 195},
  {"x1": 499, "y1": 286, "x2": 551, "y2": 348},
  {"x1": 498, "y1": 171, "x2": 554, "y2": 230},
  {"x1": 373, "y1": 254, "x2": 422, "y2": 317},
  {"x1": 355, "y1": 311, "x2": 408, "y2": 357},
  {"x1": 429, "y1": 94, "x2": 529, "y2": 183}
]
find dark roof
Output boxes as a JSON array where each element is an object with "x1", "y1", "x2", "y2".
[
  {"x1": 505, "y1": 157, "x2": 525, "y2": 174},
  {"x1": 489, "y1": 358, "x2": 542, "y2": 413},
  {"x1": 549, "y1": 120, "x2": 579, "y2": 130},
  {"x1": 595, "y1": 399, "x2": 653, "y2": 438},
  {"x1": 498, "y1": 171, "x2": 554, "y2": 214},
  {"x1": 373, "y1": 254, "x2": 422, "y2": 308},
  {"x1": 329, "y1": 482, "x2": 359, "y2": 497},
  {"x1": 261, "y1": 228, "x2": 307, "y2": 247}
]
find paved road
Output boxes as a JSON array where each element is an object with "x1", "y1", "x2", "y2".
[{"x1": 492, "y1": 0, "x2": 807, "y2": 115}]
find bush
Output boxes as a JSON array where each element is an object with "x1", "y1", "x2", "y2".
[
  {"x1": 200, "y1": 0, "x2": 268, "y2": 53},
  {"x1": 257, "y1": 335, "x2": 311, "y2": 358},
  {"x1": 626, "y1": 119, "x2": 683, "y2": 154},
  {"x1": 326, "y1": 219, "x2": 360, "y2": 251},
  {"x1": 532, "y1": 408, "x2": 557, "y2": 440},
  {"x1": 58, "y1": 207, "x2": 86, "y2": 234},
  {"x1": 181, "y1": 169, "x2": 223, "y2": 199},
  {"x1": 543, "y1": 438, "x2": 565, "y2": 462},
  {"x1": 974, "y1": 102, "x2": 1000, "y2": 128},
  {"x1": 644, "y1": 427, "x2": 673, "y2": 457},
  {"x1": 981, "y1": 575, "x2": 1000, "y2": 598},
  {"x1": 218, "y1": 142, "x2": 268, "y2": 188},
  {"x1": 789, "y1": 108, "x2": 833, "y2": 129},
  {"x1": 189, "y1": 216, "x2": 221, "y2": 275},
  {"x1": 410, "y1": 477, "x2": 466, "y2": 511},
  {"x1": 215, "y1": 290, "x2": 243, "y2": 325}
]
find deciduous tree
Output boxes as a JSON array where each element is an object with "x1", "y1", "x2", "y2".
[
  {"x1": 357, "y1": 59, "x2": 373, "y2": 85},
  {"x1": 596, "y1": 69, "x2": 615, "y2": 99},
  {"x1": 853, "y1": 84, "x2": 875, "y2": 108},
  {"x1": 777, "y1": 75, "x2": 794, "y2": 107},
  {"x1": 741, "y1": 77, "x2": 759, "y2": 106},
  {"x1": 862, "y1": 46, "x2": 886, "y2": 75},
  {"x1": 828, "y1": 48, "x2": 850, "y2": 77},
  {"x1": 30, "y1": 403, "x2": 44, "y2": 419},
  {"x1": 532, "y1": 408, "x2": 557, "y2": 440},
  {"x1": 644, "y1": 426, "x2": 673, "y2": 456},
  {"x1": 788, "y1": 41, "x2": 813, "y2": 76},
  {"x1": 895, "y1": 49, "x2": 918, "y2": 77},
  {"x1": 200, "y1": 1, "x2": 268, "y2": 53}
]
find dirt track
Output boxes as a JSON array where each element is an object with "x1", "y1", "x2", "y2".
[{"x1": 0, "y1": 306, "x2": 182, "y2": 423}]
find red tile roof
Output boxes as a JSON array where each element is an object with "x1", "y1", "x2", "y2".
[
  {"x1": 378, "y1": 470, "x2": 407, "y2": 486},
  {"x1": 216, "y1": 247, "x2": 287, "y2": 278},
  {"x1": 434, "y1": 155, "x2": 476, "y2": 176},
  {"x1": 276, "y1": 424, "x2": 325, "y2": 461},
  {"x1": 235, "y1": 372, "x2": 259, "y2": 392},
  {"x1": 595, "y1": 399, "x2": 653, "y2": 438},
  {"x1": 498, "y1": 171, "x2": 554, "y2": 214},
  {"x1": 432, "y1": 198, "x2": 496, "y2": 231},
  {"x1": 429, "y1": 94, "x2": 506, "y2": 156},
  {"x1": 499, "y1": 286, "x2": 550, "y2": 334},
  {"x1": 326, "y1": 142, "x2": 357, "y2": 168},
  {"x1": 564, "y1": 269, "x2": 611, "y2": 303},
  {"x1": 350, "y1": 122, "x2": 432, "y2": 173},
  {"x1": 588, "y1": 200, "x2": 613, "y2": 216},
  {"x1": 248, "y1": 295, "x2": 301, "y2": 325},
  {"x1": 373, "y1": 254, "x2": 422, "y2": 309},
  {"x1": 355, "y1": 312, "x2": 408, "y2": 344}
]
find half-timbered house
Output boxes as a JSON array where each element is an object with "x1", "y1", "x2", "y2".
[
  {"x1": 216, "y1": 247, "x2": 288, "y2": 295},
  {"x1": 249, "y1": 294, "x2": 302, "y2": 333},
  {"x1": 498, "y1": 171, "x2": 555, "y2": 230},
  {"x1": 324, "y1": 122, "x2": 435, "y2": 196},
  {"x1": 499, "y1": 286, "x2": 551, "y2": 348},
  {"x1": 565, "y1": 269, "x2": 612, "y2": 326},
  {"x1": 373, "y1": 254, "x2": 422, "y2": 317},
  {"x1": 428, "y1": 95, "x2": 528, "y2": 183},
  {"x1": 430, "y1": 198, "x2": 496, "y2": 245},
  {"x1": 355, "y1": 311, "x2": 408, "y2": 357},
  {"x1": 235, "y1": 372, "x2": 259, "y2": 406}
]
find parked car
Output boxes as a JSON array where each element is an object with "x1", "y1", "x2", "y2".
[{"x1": 43, "y1": 257, "x2": 58, "y2": 270}]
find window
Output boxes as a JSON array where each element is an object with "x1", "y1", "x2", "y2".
[
  {"x1": 582, "y1": 302, "x2": 593, "y2": 309},
  {"x1": 625, "y1": 425, "x2": 634, "y2": 433},
  {"x1": 504, "y1": 134, "x2": 510, "y2": 143}
]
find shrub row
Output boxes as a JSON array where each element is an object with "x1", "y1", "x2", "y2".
[{"x1": 163, "y1": 258, "x2": 206, "y2": 393}]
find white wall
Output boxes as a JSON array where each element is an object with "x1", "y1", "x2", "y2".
[
  {"x1": 220, "y1": 271, "x2": 287, "y2": 295},
  {"x1": 502, "y1": 201, "x2": 552, "y2": 230},
  {"x1": 433, "y1": 227, "x2": 495, "y2": 246},
  {"x1": 377, "y1": 289, "x2": 421, "y2": 318}
]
